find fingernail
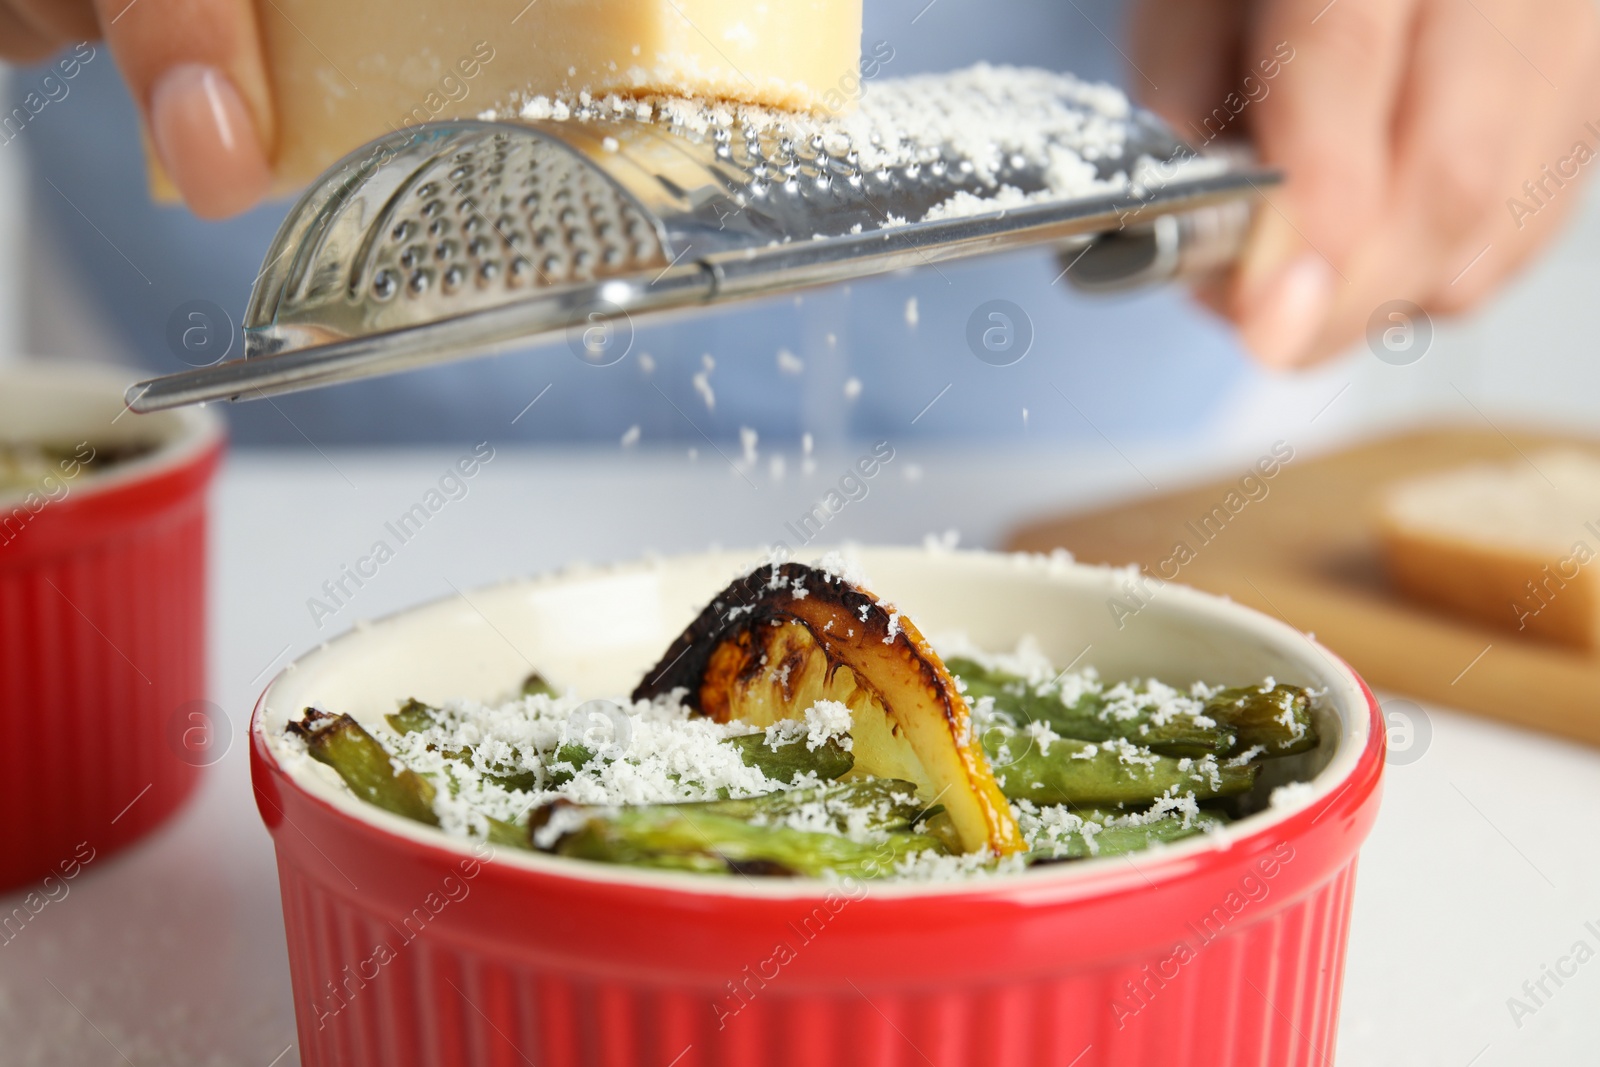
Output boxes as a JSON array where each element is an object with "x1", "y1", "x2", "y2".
[
  {"x1": 1238, "y1": 254, "x2": 1336, "y2": 367},
  {"x1": 149, "y1": 64, "x2": 270, "y2": 219},
  {"x1": 1236, "y1": 211, "x2": 1304, "y2": 304}
]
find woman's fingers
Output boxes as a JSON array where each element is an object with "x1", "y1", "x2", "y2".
[
  {"x1": 146, "y1": 64, "x2": 273, "y2": 217},
  {"x1": 1288, "y1": 0, "x2": 1600, "y2": 362},
  {"x1": 1127, "y1": 0, "x2": 1249, "y2": 137},
  {"x1": 1127, "y1": 0, "x2": 1332, "y2": 360},
  {"x1": 0, "y1": 3, "x2": 63, "y2": 63},
  {"x1": 1416, "y1": 0, "x2": 1600, "y2": 315},
  {"x1": 2, "y1": 0, "x2": 276, "y2": 217},
  {"x1": 1175, "y1": 0, "x2": 1600, "y2": 368},
  {"x1": 1228, "y1": 0, "x2": 1418, "y2": 366},
  {"x1": 90, "y1": 0, "x2": 274, "y2": 218},
  {"x1": 1292, "y1": 0, "x2": 1532, "y2": 358},
  {"x1": 7, "y1": 0, "x2": 97, "y2": 42}
]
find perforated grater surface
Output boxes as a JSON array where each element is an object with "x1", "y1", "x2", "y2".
[{"x1": 126, "y1": 67, "x2": 1278, "y2": 412}]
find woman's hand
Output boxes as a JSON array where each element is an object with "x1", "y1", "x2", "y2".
[
  {"x1": 1132, "y1": 0, "x2": 1600, "y2": 367},
  {"x1": 1, "y1": 0, "x2": 273, "y2": 218}
]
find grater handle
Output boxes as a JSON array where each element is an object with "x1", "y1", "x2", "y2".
[{"x1": 1061, "y1": 199, "x2": 1255, "y2": 292}]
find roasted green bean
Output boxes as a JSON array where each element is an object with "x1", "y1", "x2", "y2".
[
  {"x1": 385, "y1": 698, "x2": 540, "y2": 793},
  {"x1": 534, "y1": 802, "x2": 944, "y2": 879},
  {"x1": 1204, "y1": 684, "x2": 1318, "y2": 756},
  {"x1": 726, "y1": 733, "x2": 855, "y2": 783},
  {"x1": 948, "y1": 658, "x2": 1235, "y2": 758},
  {"x1": 521, "y1": 671, "x2": 557, "y2": 698},
  {"x1": 294, "y1": 708, "x2": 527, "y2": 847},
  {"x1": 983, "y1": 728, "x2": 1256, "y2": 806},
  {"x1": 291, "y1": 709, "x2": 440, "y2": 826},
  {"x1": 1024, "y1": 809, "x2": 1227, "y2": 862},
  {"x1": 689, "y1": 778, "x2": 928, "y2": 833}
]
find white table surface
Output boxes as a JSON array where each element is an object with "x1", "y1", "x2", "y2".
[{"x1": 3, "y1": 443, "x2": 1598, "y2": 1067}]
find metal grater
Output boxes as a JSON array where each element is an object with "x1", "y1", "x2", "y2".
[{"x1": 126, "y1": 68, "x2": 1277, "y2": 412}]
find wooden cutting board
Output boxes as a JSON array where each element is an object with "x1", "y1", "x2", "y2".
[{"x1": 1007, "y1": 425, "x2": 1600, "y2": 747}]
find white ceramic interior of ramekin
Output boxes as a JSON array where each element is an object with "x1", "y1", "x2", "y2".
[
  {"x1": 0, "y1": 362, "x2": 222, "y2": 506},
  {"x1": 258, "y1": 547, "x2": 1373, "y2": 898}
]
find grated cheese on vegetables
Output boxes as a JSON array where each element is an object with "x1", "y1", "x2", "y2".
[
  {"x1": 388, "y1": 689, "x2": 774, "y2": 836},
  {"x1": 287, "y1": 621, "x2": 1323, "y2": 882},
  {"x1": 764, "y1": 700, "x2": 854, "y2": 753}
]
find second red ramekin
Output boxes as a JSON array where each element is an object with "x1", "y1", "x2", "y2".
[
  {"x1": 0, "y1": 363, "x2": 223, "y2": 890},
  {"x1": 253, "y1": 549, "x2": 1384, "y2": 1066}
]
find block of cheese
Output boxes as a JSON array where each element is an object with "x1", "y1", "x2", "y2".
[
  {"x1": 150, "y1": 0, "x2": 863, "y2": 199},
  {"x1": 1378, "y1": 450, "x2": 1600, "y2": 649}
]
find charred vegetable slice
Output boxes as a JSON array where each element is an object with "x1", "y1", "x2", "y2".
[{"x1": 634, "y1": 562, "x2": 1024, "y2": 856}]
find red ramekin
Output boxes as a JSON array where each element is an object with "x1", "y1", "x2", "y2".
[
  {"x1": 253, "y1": 549, "x2": 1383, "y2": 1067},
  {"x1": 0, "y1": 363, "x2": 224, "y2": 890}
]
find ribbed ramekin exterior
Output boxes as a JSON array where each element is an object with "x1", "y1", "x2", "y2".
[
  {"x1": 276, "y1": 855, "x2": 1359, "y2": 1067},
  {"x1": 0, "y1": 440, "x2": 221, "y2": 890},
  {"x1": 259, "y1": 664, "x2": 1382, "y2": 1067}
]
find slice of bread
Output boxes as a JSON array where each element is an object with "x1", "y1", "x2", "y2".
[{"x1": 1378, "y1": 450, "x2": 1600, "y2": 649}]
